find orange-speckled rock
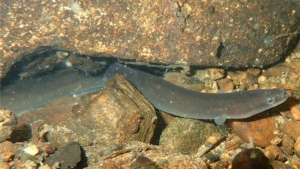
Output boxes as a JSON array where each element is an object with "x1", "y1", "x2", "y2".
[
  {"x1": 280, "y1": 120, "x2": 300, "y2": 141},
  {"x1": 1, "y1": 0, "x2": 300, "y2": 78},
  {"x1": 229, "y1": 115, "x2": 277, "y2": 147},
  {"x1": 47, "y1": 75, "x2": 157, "y2": 148}
]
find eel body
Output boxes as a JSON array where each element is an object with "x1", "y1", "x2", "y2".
[
  {"x1": 0, "y1": 62, "x2": 288, "y2": 124},
  {"x1": 105, "y1": 63, "x2": 288, "y2": 124}
]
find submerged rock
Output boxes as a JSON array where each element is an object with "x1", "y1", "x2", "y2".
[
  {"x1": 1, "y1": 0, "x2": 300, "y2": 77},
  {"x1": 47, "y1": 75, "x2": 157, "y2": 148}
]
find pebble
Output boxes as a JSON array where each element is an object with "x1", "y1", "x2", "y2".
[
  {"x1": 217, "y1": 78, "x2": 234, "y2": 92},
  {"x1": 0, "y1": 141, "x2": 17, "y2": 161},
  {"x1": 258, "y1": 75, "x2": 268, "y2": 85},
  {"x1": 224, "y1": 134, "x2": 245, "y2": 151},
  {"x1": 264, "y1": 145, "x2": 286, "y2": 161},
  {"x1": 229, "y1": 115, "x2": 277, "y2": 147},
  {"x1": 294, "y1": 136, "x2": 300, "y2": 157},
  {"x1": 23, "y1": 145, "x2": 39, "y2": 156},
  {"x1": 270, "y1": 136, "x2": 282, "y2": 145},
  {"x1": 290, "y1": 104, "x2": 300, "y2": 120},
  {"x1": 280, "y1": 120, "x2": 300, "y2": 140},
  {"x1": 0, "y1": 163, "x2": 9, "y2": 169},
  {"x1": 282, "y1": 135, "x2": 295, "y2": 156},
  {"x1": 0, "y1": 109, "x2": 17, "y2": 142},
  {"x1": 159, "y1": 118, "x2": 219, "y2": 154},
  {"x1": 226, "y1": 71, "x2": 256, "y2": 90},
  {"x1": 246, "y1": 68, "x2": 261, "y2": 77},
  {"x1": 204, "y1": 68, "x2": 224, "y2": 80}
]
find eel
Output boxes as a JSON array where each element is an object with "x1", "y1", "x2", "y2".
[{"x1": 0, "y1": 62, "x2": 288, "y2": 124}]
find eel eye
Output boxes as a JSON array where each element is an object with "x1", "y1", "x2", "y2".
[{"x1": 267, "y1": 97, "x2": 275, "y2": 105}]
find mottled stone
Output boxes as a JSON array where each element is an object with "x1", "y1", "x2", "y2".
[
  {"x1": 1, "y1": 0, "x2": 300, "y2": 78},
  {"x1": 47, "y1": 75, "x2": 157, "y2": 148},
  {"x1": 229, "y1": 115, "x2": 277, "y2": 147},
  {"x1": 159, "y1": 118, "x2": 219, "y2": 154}
]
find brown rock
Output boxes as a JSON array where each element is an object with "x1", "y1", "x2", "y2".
[
  {"x1": 159, "y1": 118, "x2": 219, "y2": 154},
  {"x1": 225, "y1": 134, "x2": 245, "y2": 151},
  {"x1": 1, "y1": 0, "x2": 300, "y2": 78},
  {"x1": 294, "y1": 136, "x2": 300, "y2": 158},
  {"x1": 246, "y1": 69, "x2": 261, "y2": 77},
  {"x1": 0, "y1": 141, "x2": 17, "y2": 161},
  {"x1": 47, "y1": 75, "x2": 157, "y2": 148},
  {"x1": 264, "y1": 145, "x2": 286, "y2": 161},
  {"x1": 0, "y1": 163, "x2": 9, "y2": 169},
  {"x1": 229, "y1": 115, "x2": 277, "y2": 147},
  {"x1": 0, "y1": 109, "x2": 17, "y2": 142},
  {"x1": 284, "y1": 59, "x2": 300, "y2": 99},
  {"x1": 280, "y1": 120, "x2": 300, "y2": 140},
  {"x1": 217, "y1": 78, "x2": 234, "y2": 92},
  {"x1": 289, "y1": 155, "x2": 300, "y2": 169},
  {"x1": 227, "y1": 71, "x2": 256, "y2": 90},
  {"x1": 205, "y1": 68, "x2": 225, "y2": 80},
  {"x1": 290, "y1": 103, "x2": 300, "y2": 120},
  {"x1": 282, "y1": 135, "x2": 295, "y2": 156}
]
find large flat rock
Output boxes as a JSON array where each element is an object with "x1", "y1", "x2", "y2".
[{"x1": 1, "y1": 0, "x2": 299, "y2": 77}]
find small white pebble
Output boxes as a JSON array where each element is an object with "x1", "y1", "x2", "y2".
[
  {"x1": 258, "y1": 75, "x2": 267, "y2": 84},
  {"x1": 23, "y1": 145, "x2": 39, "y2": 156}
]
